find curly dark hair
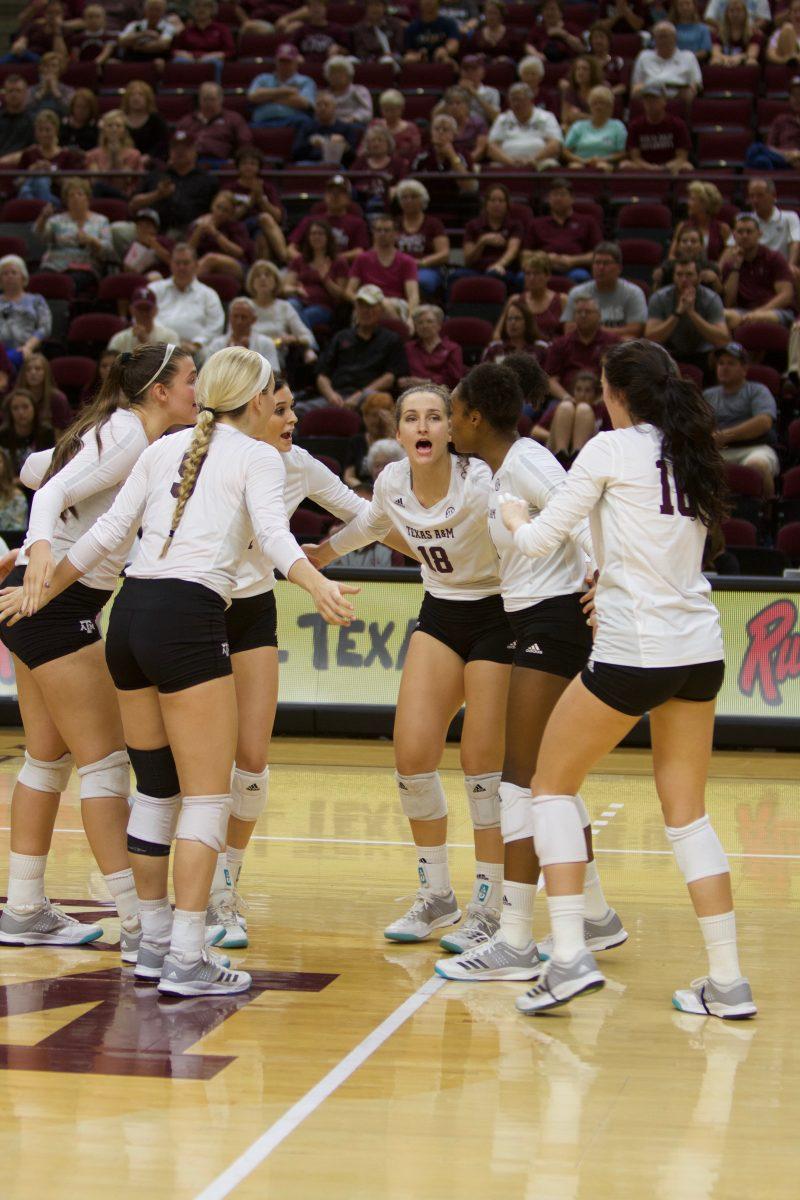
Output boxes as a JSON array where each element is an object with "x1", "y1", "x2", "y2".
[
  {"x1": 502, "y1": 352, "x2": 549, "y2": 411},
  {"x1": 455, "y1": 362, "x2": 523, "y2": 435},
  {"x1": 602, "y1": 339, "x2": 728, "y2": 529}
]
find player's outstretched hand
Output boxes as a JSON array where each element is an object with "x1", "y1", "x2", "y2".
[
  {"x1": 303, "y1": 539, "x2": 337, "y2": 569},
  {"x1": 500, "y1": 496, "x2": 529, "y2": 534},
  {"x1": 0, "y1": 586, "x2": 25, "y2": 626},
  {"x1": 311, "y1": 577, "x2": 359, "y2": 626},
  {"x1": 20, "y1": 540, "x2": 54, "y2": 616},
  {"x1": 0, "y1": 548, "x2": 17, "y2": 584}
]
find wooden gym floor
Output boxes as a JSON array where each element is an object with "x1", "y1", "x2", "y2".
[{"x1": 0, "y1": 732, "x2": 798, "y2": 1200}]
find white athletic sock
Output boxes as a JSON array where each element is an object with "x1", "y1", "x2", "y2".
[
  {"x1": 547, "y1": 893, "x2": 585, "y2": 964},
  {"x1": 416, "y1": 844, "x2": 450, "y2": 895},
  {"x1": 170, "y1": 908, "x2": 206, "y2": 965},
  {"x1": 103, "y1": 868, "x2": 139, "y2": 929},
  {"x1": 698, "y1": 910, "x2": 741, "y2": 986},
  {"x1": 226, "y1": 845, "x2": 246, "y2": 887},
  {"x1": 210, "y1": 851, "x2": 231, "y2": 898},
  {"x1": 139, "y1": 896, "x2": 172, "y2": 948},
  {"x1": 7, "y1": 851, "x2": 47, "y2": 912},
  {"x1": 472, "y1": 860, "x2": 502, "y2": 911},
  {"x1": 499, "y1": 879, "x2": 535, "y2": 949},
  {"x1": 583, "y1": 859, "x2": 610, "y2": 922}
]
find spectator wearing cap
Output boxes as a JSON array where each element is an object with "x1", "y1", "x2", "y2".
[
  {"x1": 545, "y1": 294, "x2": 619, "y2": 402},
  {"x1": 399, "y1": 305, "x2": 464, "y2": 391},
  {"x1": 352, "y1": 0, "x2": 406, "y2": 63},
  {"x1": 118, "y1": 0, "x2": 175, "y2": 63},
  {"x1": 107, "y1": 286, "x2": 181, "y2": 352},
  {"x1": 315, "y1": 284, "x2": 408, "y2": 409},
  {"x1": 187, "y1": 190, "x2": 254, "y2": 282},
  {"x1": 121, "y1": 80, "x2": 170, "y2": 163},
  {"x1": 645, "y1": 254, "x2": 729, "y2": 372},
  {"x1": 364, "y1": 90, "x2": 421, "y2": 168},
  {"x1": 205, "y1": 297, "x2": 281, "y2": 371},
  {"x1": 403, "y1": 0, "x2": 460, "y2": 63},
  {"x1": 562, "y1": 85, "x2": 627, "y2": 171},
  {"x1": 0, "y1": 255, "x2": 51, "y2": 366},
  {"x1": 293, "y1": 90, "x2": 361, "y2": 166},
  {"x1": 563, "y1": 242, "x2": 648, "y2": 337},
  {"x1": 704, "y1": 342, "x2": 779, "y2": 496},
  {"x1": 0, "y1": 78, "x2": 34, "y2": 162},
  {"x1": 249, "y1": 44, "x2": 317, "y2": 131},
  {"x1": 347, "y1": 214, "x2": 420, "y2": 326},
  {"x1": 324, "y1": 57, "x2": 373, "y2": 128},
  {"x1": 149, "y1": 243, "x2": 225, "y2": 354},
  {"x1": 121, "y1": 208, "x2": 174, "y2": 275},
  {"x1": 631, "y1": 21, "x2": 703, "y2": 99},
  {"x1": 172, "y1": 0, "x2": 234, "y2": 64},
  {"x1": 458, "y1": 54, "x2": 501, "y2": 125},
  {"x1": 451, "y1": 184, "x2": 524, "y2": 294},
  {"x1": 722, "y1": 213, "x2": 795, "y2": 330},
  {"x1": 125, "y1": 130, "x2": 218, "y2": 250},
  {"x1": 528, "y1": 178, "x2": 601, "y2": 282},
  {"x1": 285, "y1": 218, "x2": 350, "y2": 329},
  {"x1": 289, "y1": 0, "x2": 349, "y2": 61},
  {"x1": 412, "y1": 113, "x2": 477, "y2": 197},
  {"x1": 471, "y1": 1, "x2": 524, "y2": 60},
  {"x1": 290, "y1": 175, "x2": 370, "y2": 262},
  {"x1": 621, "y1": 82, "x2": 692, "y2": 173},
  {"x1": 175, "y1": 83, "x2": 253, "y2": 166},
  {"x1": 487, "y1": 82, "x2": 562, "y2": 168},
  {"x1": 395, "y1": 180, "x2": 449, "y2": 299}
]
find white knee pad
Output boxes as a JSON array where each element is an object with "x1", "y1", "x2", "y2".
[
  {"x1": 465, "y1": 773, "x2": 501, "y2": 830},
  {"x1": 175, "y1": 794, "x2": 231, "y2": 852},
  {"x1": 18, "y1": 750, "x2": 73, "y2": 794},
  {"x1": 230, "y1": 765, "x2": 269, "y2": 821},
  {"x1": 530, "y1": 793, "x2": 588, "y2": 867},
  {"x1": 78, "y1": 750, "x2": 131, "y2": 800},
  {"x1": 499, "y1": 782, "x2": 535, "y2": 844},
  {"x1": 573, "y1": 793, "x2": 590, "y2": 827},
  {"x1": 395, "y1": 771, "x2": 447, "y2": 822},
  {"x1": 127, "y1": 790, "x2": 181, "y2": 850},
  {"x1": 665, "y1": 815, "x2": 729, "y2": 884}
]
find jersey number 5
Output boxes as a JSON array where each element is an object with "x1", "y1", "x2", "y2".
[
  {"x1": 170, "y1": 451, "x2": 199, "y2": 501},
  {"x1": 418, "y1": 545, "x2": 454, "y2": 573},
  {"x1": 656, "y1": 458, "x2": 694, "y2": 518}
]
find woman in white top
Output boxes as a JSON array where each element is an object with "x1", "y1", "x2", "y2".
[
  {"x1": 0, "y1": 348, "x2": 356, "y2": 998},
  {"x1": 310, "y1": 385, "x2": 514, "y2": 954},
  {"x1": 0, "y1": 344, "x2": 197, "y2": 958},
  {"x1": 500, "y1": 339, "x2": 755, "y2": 1020},
  {"x1": 437, "y1": 360, "x2": 623, "y2": 984}
]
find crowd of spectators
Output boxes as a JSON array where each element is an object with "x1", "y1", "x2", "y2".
[{"x1": 2, "y1": 0, "x2": 800, "y2": 568}]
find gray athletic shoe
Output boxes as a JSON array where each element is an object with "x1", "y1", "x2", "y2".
[
  {"x1": 672, "y1": 976, "x2": 757, "y2": 1020},
  {"x1": 120, "y1": 921, "x2": 141, "y2": 964},
  {"x1": 435, "y1": 931, "x2": 543, "y2": 981},
  {"x1": 135, "y1": 941, "x2": 231, "y2": 982},
  {"x1": 206, "y1": 891, "x2": 248, "y2": 950},
  {"x1": 157, "y1": 950, "x2": 251, "y2": 997},
  {"x1": 0, "y1": 901, "x2": 103, "y2": 946},
  {"x1": 439, "y1": 903, "x2": 500, "y2": 954},
  {"x1": 538, "y1": 908, "x2": 628, "y2": 960},
  {"x1": 384, "y1": 890, "x2": 461, "y2": 943},
  {"x1": 515, "y1": 950, "x2": 605, "y2": 1014}
]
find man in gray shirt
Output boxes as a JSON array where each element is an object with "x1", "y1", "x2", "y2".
[
  {"x1": 645, "y1": 255, "x2": 729, "y2": 373},
  {"x1": 703, "y1": 342, "x2": 779, "y2": 497},
  {"x1": 563, "y1": 242, "x2": 647, "y2": 338}
]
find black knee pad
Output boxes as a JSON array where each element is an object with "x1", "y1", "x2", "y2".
[
  {"x1": 127, "y1": 834, "x2": 172, "y2": 857},
  {"x1": 127, "y1": 745, "x2": 180, "y2": 800}
]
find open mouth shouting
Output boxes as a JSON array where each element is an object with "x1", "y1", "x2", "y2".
[{"x1": 415, "y1": 437, "x2": 433, "y2": 458}]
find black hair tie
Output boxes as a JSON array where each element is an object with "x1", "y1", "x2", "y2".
[{"x1": 119, "y1": 352, "x2": 133, "y2": 364}]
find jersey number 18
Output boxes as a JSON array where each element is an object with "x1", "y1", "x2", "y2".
[
  {"x1": 418, "y1": 545, "x2": 454, "y2": 573},
  {"x1": 656, "y1": 458, "x2": 694, "y2": 518}
]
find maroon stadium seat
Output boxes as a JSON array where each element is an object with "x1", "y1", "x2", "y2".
[
  {"x1": 442, "y1": 316, "x2": 493, "y2": 364},
  {"x1": 725, "y1": 462, "x2": 764, "y2": 498},
  {"x1": 0, "y1": 236, "x2": 27, "y2": 259},
  {"x1": 198, "y1": 274, "x2": 242, "y2": 304},
  {"x1": 764, "y1": 64, "x2": 793, "y2": 95},
  {"x1": 63, "y1": 62, "x2": 98, "y2": 89},
  {"x1": 378, "y1": 316, "x2": 411, "y2": 341},
  {"x1": 251, "y1": 127, "x2": 296, "y2": 160},
  {"x1": 735, "y1": 322, "x2": 790, "y2": 370},
  {"x1": 97, "y1": 274, "x2": 150, "y2": 305},
  {"x1": 788, "y1": 418, "x2": 800, "y2": 457},
  {"x1": 298, "y1": 407, "x2": 361, "y2": 437},
  {"x1": 90, "y1": 198, "x2": 131, "y2": 222},
  {"x1": 28, "y1": 272, "x2": 76, "y2": 301},
  {"x1": 721, "y1": 517, "x2": 757, "y2": 547},
  {"x1": 702, "y1": 63, "x2": 760, "y2": 97},
  {"x1": 697, "y1": 130, "x2": 751, "y2": 168},
  {"x1": 289, "y1": 508, "x2": 332, "y2": 540},
  {"x1": 776, "y1": 522, "x2": 800, "y2": 564},
  {"x1": 618, "y1": 238, "x2": 662, "y2": 282},
  {"x1": 746, "y1": 364, "x2": 782, "y2": 397},
  {"x1": 49, "y1": 356, "x2": 97, "y2": 395},
  {"x1": 238, "y1": 31, "x2": 282, "y2": 57},
  {"x1": 691, "y1": 97, "x2": 753, "y2": 130},
  {"x1": 0, "y1": 198, "x2": 46, "y2": 222},
  {"x1": 401, "y1": 63, "x2": 457, "y2": 89},
  {"x1": 449, "y1": 276, "x2": 507, "y2": 306},
  {"x1": 67, "y1": 313, "x2": 126, "y2": 351},
  {"x1": 313, "y1": 453, "x2": 342, "y2": 477},
  {"x1": 353, "y1": 63, "x2": 396, "y2": 89},
  {"x1": 617, "y1": 203, "x2": 673, "y2": 246},
  {"x1": 163, "y1": 62, "x2": 217, "y2": 88},
  {"x1": 678, "y1": 362, "x2": 704, "y2": 388},
  {"x1": 157, "y1": 94, "x2": 196, "y2": 122},
  {"x1": 548, "y1": 275, "x2": 573, "y2": 293},
  {"x1": 221, "y1": 62, "x2": 262, "y2": 88},
  {"x1": 102, "y1": 61, "x2": 159, "y2": 88}
]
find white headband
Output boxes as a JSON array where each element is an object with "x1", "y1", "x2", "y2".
[{"x1": 136, "y1": 343, "x2": 176, "y2": 395}]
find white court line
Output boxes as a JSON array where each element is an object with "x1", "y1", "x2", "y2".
[
  {"x1": 193, "y1": 975, "x2": 446, "y2": 1200},
  {"x1": 6, "y1": 827, "x2": 800, "y2": 861}
]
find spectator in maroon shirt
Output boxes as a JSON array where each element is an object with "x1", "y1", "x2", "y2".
[
  {"x1": 9, "y1": 0, "x2": 68, "y2": 62},
  {"x1": 285, "y1": 218, "x2": 350, "y2": 329},
  {"x1": 290, "y1": 0, "x2": 349, "y2": 61},
  {"x1": 545, "y1": 294, "x2": 619, "y2": 401},
  {"x1": 507, "y1": 250, "x2": 567, "y2": 341},
  {"x1": 351, "y1": 0, "x2": 406, "y2": 63},
  {"x1": 620, "y1": 82, "x2": 692, "y2": 173},
  {"x1": 471, "y1": 1, "x2": 524, "y2": 59},
  {"x1": 347, "y1": 213, "x2": 420, "y2": 326},
  {"x1": 399, "y1": 305, "x2": 464, "y2": 391},
  {"x1": 528, "y1": 177, "x2": 602, "y2": 281},
  {"x1": 67, "y1": 4, "x2": 117, "y2": 65},
  {"x1": 765, "y1": 76, "x2": 800, "y2": 168},
  {"x1": 722, "y1": 213, "x2": 796, "y2": 329},
  {"x1": 482, "y1": 300, "x2": 541, "y2": 364},
  {"x1": 350, "y1": 126, "x2": 405, "y2": 214},
  {"x1": 187, "y1": 189, "x2": 254, "y2": 281},
  {"x1": 291, "y1": 174, "x2": 370, "y2": 262},
  {"x1": 452, "y1": 183, "x2": 525, "y2": 295},
  {"x1": 597, "y1": 0, "x2": 651, "y2": 34},
  {"x1": 395, "y1": 179, "x2": 450, "y2": 299},
  {"x1": 176, "y1": 82, "x2": 253, "y2": 165},
  {"x1": 172, "y1": 0, "x2": 234, "y2": 63},
  {"x1": 525, "y1": 0, "x2": 583, "y2": 62}
]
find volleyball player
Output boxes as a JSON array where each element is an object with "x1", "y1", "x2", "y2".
[
  {"x1": 309, "y1": 384, "x2": 513, "y2": 952},
  {"x1": 0, "y1": 348, "x2": 356, "y2": 996},
  {"x1": 435, "y1": 361, "x2": 625, "y2": 982},
  {"x1": 0, "y1": 345, "x2": 197, "y2": 956},
  {"x1": 500, "y1": 340, "x2": 756, "y2": 1019}
]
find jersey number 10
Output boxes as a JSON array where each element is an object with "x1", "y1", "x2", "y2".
[
  {"x1": 418, "y1": 545, "x2": 454, "y2": 573},
  {"x1": 656, "y1": 458, "x2": 694, "y2": 518}
]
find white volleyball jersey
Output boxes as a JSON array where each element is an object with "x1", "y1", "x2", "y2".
[
  {"x1": 512, "y1": 423, "x2": 724, "y2": 668},
  {"x1": 233, "y1": 444, "x2": 368, "y2": 599},
  {"x1": 329, "y1": 454, "x2": 501, "y2": 600},
  {"x1": 68, "y1": 424, "x2": 304, "y2": 603},
  {"x1": 488, "y1": 439, "x2": 591, "y2": 613},
  {"x1": 20, "y1": 410, "x2": 149, "y2": 592}
]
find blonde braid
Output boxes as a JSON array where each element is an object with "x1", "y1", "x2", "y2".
[{"x1": 159, "y1": 409, "x2": 216, "y2": 557}]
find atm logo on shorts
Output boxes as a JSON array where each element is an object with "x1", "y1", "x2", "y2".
[{"x1": 79, "y1": 620, "x2": 95, "y2": 635}]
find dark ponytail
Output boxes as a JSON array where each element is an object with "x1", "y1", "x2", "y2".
[
  {"x1": 43, "y1": 343, "x2": 191, "y2": 486},
  {"x1": 602, "y1": 339, "x2": 728, "y2": 529}
]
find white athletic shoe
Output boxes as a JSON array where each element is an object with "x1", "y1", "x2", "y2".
[
  {"x1": 206, "y1": 891, "x2": 248, "y2": 949},
  {"x1": 435, "y1": 932, "x2": 543, "y2": 981},
  {"x1": 439, "y1": 903, "x2": 499, "y2": 954},
  {"x1": 158, "y1": 950, "x2": 251, "y2": 997},
  {"x1": 672, "y1": 976, "x2": 757, "y2": 1020},
  {"x1": 515, "y1": 950, "x2": 605, "y2": 1014},
  {"x1": 0, "y1": 901, "x2": 103, "y2": 946},
  {"x1": 538, "y1": 908, "x2": 628, "y2": 960},
  {"x1": 384, "y1": 890, "x2": 460, "y2": 942}
]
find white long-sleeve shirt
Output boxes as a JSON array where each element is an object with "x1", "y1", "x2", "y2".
[
  {"x1": 330, "y1": 454, "x2": 501, "y2": 600},
  {"x1": 148, "y1": 277, "x2": 225, "y2": 346},
  {"x1": 20, "y1": 409, "x2": 149, "y2": 592},
  {"x1": 488, "y1": 438, "x2": 590, "y2": 613},
  {"x1": 511, "y1": 423, "x2": 723, "y2": 667},
  {"x1": 234, "y1": 444, "x2": 367, "y2": 598},
  {"x1": 68, "y1": 424, "x2": 304, "y2": 603}
]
